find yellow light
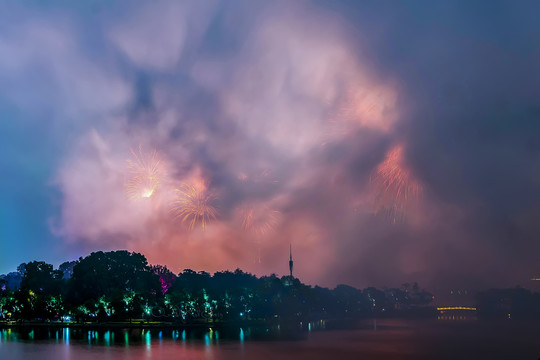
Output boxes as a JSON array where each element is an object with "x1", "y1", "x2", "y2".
[
  {"x1": 126, "y1": 146, "x2": 162, "y2": 200},
  {"x1": 436, "y1": 307, "x2": 477, "y2": 311},
  {"x1": 141, "y1": 188, "x2": 154, "y2": 198}
]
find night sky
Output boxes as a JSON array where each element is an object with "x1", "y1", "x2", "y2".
[{"x1": 1, "y1": 0, "x2": 540, "y2": 293}]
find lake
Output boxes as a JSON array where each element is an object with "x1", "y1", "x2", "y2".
[{"x1": 1, "y1": 319, "x2": 539, "y2": 359}]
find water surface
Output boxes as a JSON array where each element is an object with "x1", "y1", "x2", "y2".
[{"x1": 1, "y1": 319, "x2": 539, "y2": 359}]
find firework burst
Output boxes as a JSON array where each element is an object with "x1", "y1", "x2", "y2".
[
  {"x1": 323, "y1": 86, "x2": 396, "y2": 145},
  {"x1": 171, "y1": 180, "x2": 217, "y2": 230},
  {"x1": 126, "y1": 146, "x2": 161, "y2": 200},
  {"x1": 240, "y1": 204, "x2": 281, "y2": 237},
  {"x1": 371, "y1": 145, "x2": 423, "y2": 223}
]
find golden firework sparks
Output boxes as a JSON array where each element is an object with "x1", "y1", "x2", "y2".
[
  {"x1": 171, "y1": 180, "x2": 217, "y2": 231},
  {"x1": 240, "y1": 204, "x2": 281, "y2": 237},
  {"x1": 126, "y1": 146, "x2": 161, "y2": 200}
]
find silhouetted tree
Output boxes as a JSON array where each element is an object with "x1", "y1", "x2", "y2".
[
  {"x1": 477, "y1": 287, "x2": 540, "y2": 319},
  {"x1": 0, "y1": 250, "x2": 440, "y2": 322},
  {"x1": 20, "y1": 261, "x2": 63, "y2": 295},
  {"x1": 70, "y1": 251, "x2": 160, "y2": 300},
  {"x1": 150, "y1": 265, "x2": 177, "y2": 294},
  {"x1": 59, "y1": 261, "x2": 77, "y2": 279}
]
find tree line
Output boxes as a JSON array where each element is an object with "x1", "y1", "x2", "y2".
[{"x1": 0, "y1": 250, "x2": 434, "y2": 323}]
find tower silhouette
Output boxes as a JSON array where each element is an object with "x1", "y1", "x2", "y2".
[{"x1": 289, "y1": 244, "x2": 294, "y2": 278}]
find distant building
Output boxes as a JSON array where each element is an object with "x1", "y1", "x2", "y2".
[
  {"x1": 289, "y1": 244, "x2": 294, "y2": 278},
  {"x1": 283, "y1": 244, "x2": 295, "y2": 287}
]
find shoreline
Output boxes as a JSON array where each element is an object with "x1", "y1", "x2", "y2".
[
  {"x1": 0, "y1": 317, "x2": 369, "y2": 330},
  {"x1": 0, "y1": 317, "x2": 433, "y2": 331}
]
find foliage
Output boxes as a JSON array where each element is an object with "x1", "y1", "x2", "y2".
[
  {"x1": 0, "y1": 250, "x2": 435, "y2": 322},
  {"x1": 477, "y1": 287, "x2": 540, "y2": 319}
]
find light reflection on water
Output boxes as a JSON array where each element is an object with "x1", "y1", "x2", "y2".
[
  {"x1": 1, "y1": 320, "x2": 539, "y2": 360},
  {"x1": 0, "y1": 323, "x2": 301, "y2": 346}
]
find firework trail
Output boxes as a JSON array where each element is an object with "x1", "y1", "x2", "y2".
[
  {"x1": 236, "y1": 171, "x2": 280, "y2": 235},
  {"x1": 126, "y1": 146, "x2": 161, "y2": 200},
  {"x1": 171, "y1": 180, "x2": 217, "y2": 231},
  {"x1": 239, "y1": 204, "x2": 281, "y2": 264},
  {"x1": 371, "y1": 145, "x2": 422, "y2": 223},
  {"x1": 236, "y1": 171, "x2": 280, "y2": 263},
  {"x1": 241, "y1": 204, "x2": 281, "y2": 237}
]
